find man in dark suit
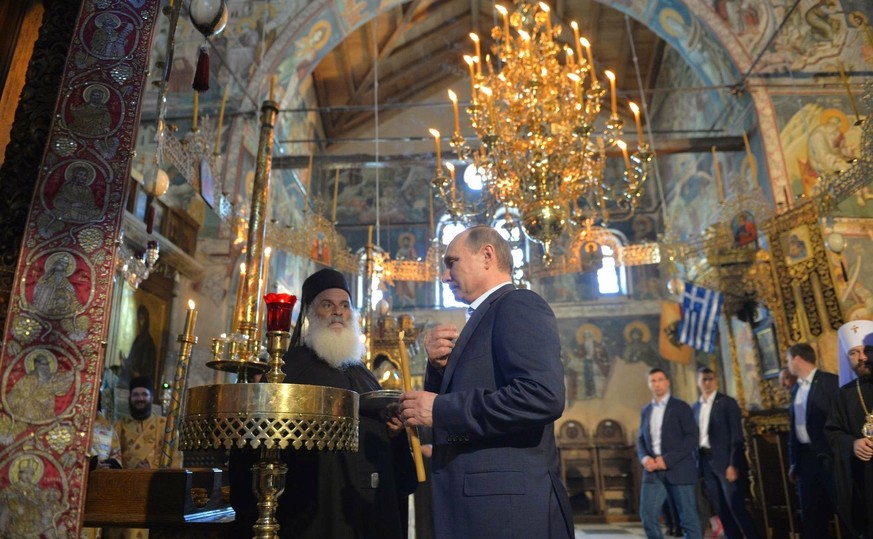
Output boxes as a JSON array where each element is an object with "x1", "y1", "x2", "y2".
[
  {"x1": 693, "y1": 367, "x2": 758, "y2": 539},
  {"x1": 786, "y1": 342, "x2": 840, "y2": 538},
  {"x1": 637, "y1": 367, "x2": 702, "y2": 539},
  {"x1": 399, "y1": 225, "x2": 573, "y2": 539}
]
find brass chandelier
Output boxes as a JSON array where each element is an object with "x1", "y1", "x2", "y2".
[{"x1": 434, "y1": 0, "x2": 652, "y2": 262}]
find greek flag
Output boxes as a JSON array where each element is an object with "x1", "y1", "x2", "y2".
[{"x1": 678, "y1": 282, "x2": 723, "y2": 353}]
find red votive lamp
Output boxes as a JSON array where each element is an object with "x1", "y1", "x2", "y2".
[{"x1": 264, "y1": 293, "x2": 297, "y2": 332}]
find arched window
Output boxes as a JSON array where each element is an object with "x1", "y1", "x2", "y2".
[{"x1": 596, "y1": 232, "x2": 627, "y2": 296}]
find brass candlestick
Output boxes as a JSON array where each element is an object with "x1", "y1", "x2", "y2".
[
  {"x1": 264, "y1": 330, "x2": 290, "y2": 383},
  {"x1": 251, "y1": 447, "x2": 286, "y2": 539},
  {"x1": 159, "y1": 301, "x2": 198, "y2": 468}
]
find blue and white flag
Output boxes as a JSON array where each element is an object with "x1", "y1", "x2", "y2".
[{"x1": 678, "y1": 282, "x2": 723, "y2": 353}]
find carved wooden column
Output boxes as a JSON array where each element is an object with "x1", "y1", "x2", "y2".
[{"x1": 0, "y1": 0, "x2": 160, "y2": 536}]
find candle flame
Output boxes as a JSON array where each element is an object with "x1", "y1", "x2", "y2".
[
  {"x1": 571, "y1": 21, "x2": 578, "y2": 30},
  {"x1": 463, "y1": 55, "x2": 474, "y2": 66},
  {"x1": 629, "y1": 102, "x2": 639, "y2": 114},
  {"x1": 480, "y1": 87, "x2": 493, "y2": 97},
  {"x1": 240, "y1": 262, "x2": 246, "y2": 274},
  {"x1": 538, "y1": 2, "x2": 550, "y2": 13},
  {"x1": 188, "y1": 299, "x2": 196, "y2": 309},
  {"x1": 469, "y1": 33, "x2": 479, "y2": 43},
  {"x1": 616, "y1": 140, "x2": 627, "y2": 150},
  {"x1": 567, "y1": 73, "x2": 580, "y2": 82},
  {"x1": 580, "y1": 37, "x2": 591, "y2": 48},
  {"x1": 265, "y1": 246, "x2": 272, "y2": 257},
  {"x1": 446, "y1": 162, "x2": 455, "y2": 172},
  {"x1": 604, "y1": 70, "x2": 615, "y2": 81},
  {"x1": 518, "y1": 30, "x2": 530, "y2": 41},
  {"x1": 429, "y1": 128, "x2": 440, "y2": 138},
  {"x1": 448, "y1": 89, "x2": 458, "y2": 103},
  {"x1": 495, "y1": 4, "x2": 507, "y2": 15}
]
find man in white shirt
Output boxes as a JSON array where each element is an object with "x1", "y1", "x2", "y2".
[
  {"x1": 693, "y1": 367, "x2": 758, "y2": 538},
  {"x1": 786, "y1": 343, "x2": 840, "y2": 538},
  {"x1": 637, "y1": 368, "x2": 701, "y2": 539}
]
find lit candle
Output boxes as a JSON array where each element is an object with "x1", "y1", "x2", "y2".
[
  {"x1": 447, "y1": 162, "x2": 457, "y2": 203},
  {"x1": 470, "y1": 33, "x2": 481, "y2": 69},
  {"x1": 605, "y1": 70, "x2": 617, "y2": 116},
  {"x1": 331, "y1": 168, "x2": 340, "y2": 222},
  {"x1": 192, "y1": 91, "x2": 199, "y2": 131},
  {"x1": 568, "y1": 73, "x2": 582, "y2": 107},
  {"x1": 214, "y1": 85, "x2": 229, "y2": 154},
  {"x1": 571, "y1": 22, "x2": 582, "y2": 60},
  {"x1": 496, "y1": 4, "x2": 510, "y2": 38},
  {"x1": 518, "y1": 30, "x2": 531, "y2": 52},
  {"x1": 429, "y1": 128, "x2": 442, "y2": 174},
  {"x1": 617, "y1": 140, "x2": 631, "y2": 171},
  {"x1": 481, "y1": 86, "x2": 494, "y2": 119},
  {"x1": 711, "y1": 146, "x2": 724, "y2": 203},
  {"x1": 464, "y1": 55, "x2": 477, "y2": 104},
  {"x1": 628, "y1": 101, "x2": 644, "y2": 147},
  {"x1": 182, "y1": 299, "x2": 198, "y2": 339},
  {"x1": 581, "y1": 38, "x2": 597, "y2": 83},
  {"x1": 539, "y1": 3, "x2": 552, "y2": 37},
  {"x1": 448, "y1": 90, "x2": 460, "y2": 134}
]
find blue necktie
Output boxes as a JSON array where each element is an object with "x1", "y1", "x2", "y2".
[{"x1": 466, "y1": 306, "x2": 475, "y2": 321}]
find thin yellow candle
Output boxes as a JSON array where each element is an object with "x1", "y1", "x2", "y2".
[
  {"x1": 192, "y1": 91, "x2": 199, "y2": 130},
  {"x1": 518, "y1": 30, "x2": 531, "y2": 52},
  {"x1": 182, "y1": 299, "x2": 198, "y2": 339},
  {"x1": 464, "y1": 55, "x2": 477, "y2": 104},
  {"x1": 331, "y1": 168, "x2": 340, "y2": 222},
  {"x1": 429, "y1": 128, "x2": 442, "y2": 174},
  {"x1": 539, "y1": 3, "x2": 552, "y2": 37},
  {"x1": 581, "y1": 38, "x2": 597, "y2": 83},
  {"x1": 448, "y1": 90, "x2": 460, "y2": 134},
  {"x1": 628, "y1": 101, "x2": 644, "y2": 147},
  {"x1": 481, "y1": 86, "x2": 494, "y2": 119},
  {"x1": 257, "y1": 247, "x2": 271, "y2": 329},
  {"x1": 447, "y1": 162, "x2": 457, "y2": 203},
  {"x1": 742, "y1": 130, "x2": 758, "y2": 184},
  {"x1": 269, "y1": 75, "x2": 276, "y2": 102},
  {"x1": 605, "y1": 70, "x2": 617, "y2": 116},
  {"x1": 367, "y1": 225, "x2": 374, "y2": 247},
  {"x1": 305, "y1": 149, "x2": 315, "y2": 212},
  {"x1": 711, "y1": 146, "x2": 724, "y2": 203},
  {"x1": 470, "y1": 33, "x2": 481, "y2": 69},
  {"x1": 496, "y1": 4, "x2": 510, "y2": 38},
  {"x1": 571, "y1": 22, "x2": 582, "y2": 60},
  {"x1": 617, "y1": 140, "x2": 631, "y2": 171},
  {"x1": 213, "y1": 85, "x2": 229, "y2": 154}
]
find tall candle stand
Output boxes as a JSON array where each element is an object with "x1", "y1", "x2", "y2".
[{"x1": 180, "y1": 99, "x2": 359, "y2": 539}]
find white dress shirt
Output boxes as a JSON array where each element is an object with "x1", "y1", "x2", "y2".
[
  {"x1": 466, "y1": 281, "x2": 512, "y2": 321},
  {"x1": 793, "y1": 368, "x2": 817, "y2": 444},
  {"x1": 698, "y1": 392, "x2": 716, "y2": 449},
  {"x1": 650, "y1": 393, "x2": 670, "y2": 456}
]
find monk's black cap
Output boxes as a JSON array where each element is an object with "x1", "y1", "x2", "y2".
[
  {"x1": 301, "y1": 268, "x2": 350, "y2": 306},
  {"x1": 129, "y1": 375, "x2": 154, "y2": 393}
]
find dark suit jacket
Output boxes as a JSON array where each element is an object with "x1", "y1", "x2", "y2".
[
  {"x1": 788, "y1": 369, "x2": 839, "y2": 467},
  {"x1": 636, "y1": 396, "x2": 699, "y2": 485},
  {"x1": 693, "y1": 392, "x2": 747, "y2": 473},
  {"x1": 424, "y1": 285, "x2": 573, "y2": 539}
]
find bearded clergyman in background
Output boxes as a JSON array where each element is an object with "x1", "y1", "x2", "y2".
[{"x1": 230, "y1": 268, "x2": 417, "y2": 539}]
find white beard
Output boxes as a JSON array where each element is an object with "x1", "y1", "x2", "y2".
[{"x1": 302, "y1": 309, "x2": 365, "y2": 369}]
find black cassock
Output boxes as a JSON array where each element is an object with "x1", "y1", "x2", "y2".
[
  {"x1": 230, "y1": 345, "x2": 417, "y2": 539},
  {"x1": 825, "y1": 377, "x2": 873, "y2": 539}
]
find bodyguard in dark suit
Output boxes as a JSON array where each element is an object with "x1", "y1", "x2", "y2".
[
  {"x1": 786, "y1": 343, "x2": 840, "y2": 538},
  {"x1": 637, "y1": 367, "x2": 702, "y2": 539},
  {"x1": 693, "y1": 367, "x2": 758, "y2": 539},
  {"x1": 399, "y1": 226, "x2": 573, "y2": 539}
]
